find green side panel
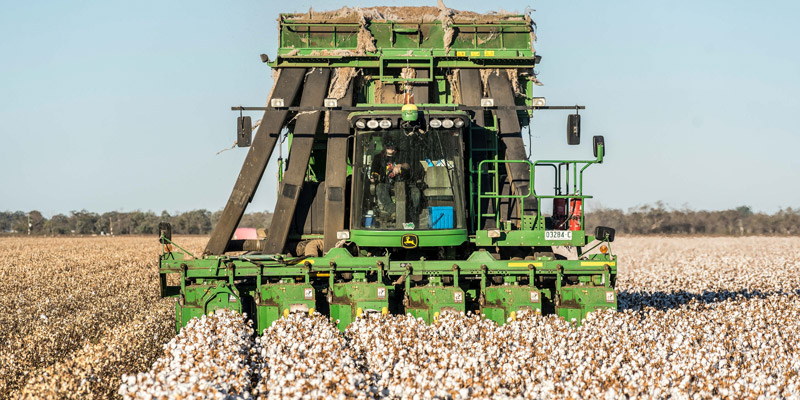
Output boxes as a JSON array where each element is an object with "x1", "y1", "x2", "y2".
[
  {"x1": 475, "y1": 229, "x2": 588, "y2": 247},
  {"x1": 175, "y1": 284, "x2": 243, "y2": 333},
  {"x1": 256, "y1": 283, "x2": 316, "y2": 334},
  {"x1": 279, "y1": 19, "x2": 531, "y2": 52},
  {"x1": 203, "y1": 285, "x2": 243, "y2": 315},
  {"x1": 556, "y1": 286, "x2": 617, "y2": 325},
  {"x1": 330, "y1": 282, "x2": 390, "y2": 331},
  {"x1": 350, "y1": 229, "x2": 467, "y2": 248},
  {"x1": 176, "y1": 302, "x2": 203, "y2": 333},
  {"x1": 405, "y1": 285, "x2": 465, "y2": 324},
  {"x1": 482, "y1": 285, "x2": 542, "y2": 325},
  {"x1": 450, "y1": 25, "x2": 531, "y2": 50},
  {"x1": 257, "y1": 306, "x2": 281, "y2": 334},
  {"x1": 329, "y1": 303, "x2": 353, "y2": 332},
  {"x1": 281, "y1": 23, "x2": 360, "y2": 49}
]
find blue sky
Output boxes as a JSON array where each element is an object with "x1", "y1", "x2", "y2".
[{"x1": 1, "y1": 0, "x2": 798, "y2": 216}]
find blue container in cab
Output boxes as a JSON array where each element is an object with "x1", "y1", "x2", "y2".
[{"x1": 428, "y1": 206, "x2": 454, "y2": 229}]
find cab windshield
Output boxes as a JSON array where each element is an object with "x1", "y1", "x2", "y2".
[{"x1": 352, "y1": 127, "x2": 466, "y2": 231}]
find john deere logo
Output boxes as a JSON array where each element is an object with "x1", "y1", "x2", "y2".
[{"x1": 401, "y1": 234, "x2": 419, "y2": 249}]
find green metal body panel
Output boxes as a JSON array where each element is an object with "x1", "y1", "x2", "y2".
[
  {"x1": 481, "y1": 284, "x2": 543, "y2": 325},
  {"x1": 176, "y1": 283, "x2": 242, "y2": 332},
  {"x1": 350, "y1": 229, "x2": 467, "y2": 248},
  {"x1": 329, "y1": 281, "x2": 391, "y2": 330},
  {"x1": 176, "y1": 301, "x2": 203, "y2": 333},
  {"x1": 255, "y1": 283, "x2": 315, "y2": 334},
  {"x1": 272, "y1": 15, "x2": 536, "y2": 69},
  {"x1": 474, "y1": 229, "x2": 588, "y2": 247},
  {"x1": 556, "y1": 286, "x2": 617, "y2": 323},
  {"x1": 405, "y1": 284, "x2": 466, "y2": 324}
]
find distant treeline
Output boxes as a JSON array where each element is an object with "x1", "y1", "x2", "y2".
[
  {"x1": 2, "y1": 204, "x2": 799, "y2": 236},
  {"x1": 0, "y1": 210, "x2": 273, "y2": 235},
  {"x1": 586, "y1": 204, "x2": 800, "y2": 235}
]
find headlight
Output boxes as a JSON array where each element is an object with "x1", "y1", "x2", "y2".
[
  {"x1": 454, "y1": 118, "x2": 465, "y2": 128},
  {"x1": 355, "y1": 119, "x2": 366, "y2": 129},
  {"x1": 367, "y1": 119, "x2": 379, "y2": 129},
  {"x1": 442, "y1": 119, "x2": 454, "y2": 129},
  {"x1": 379, "y1": 119, "x2": 392, "y2": 129},
  {"x1": 429, "y1": 119, "x2": 442, "y2": 128},
  {"x1": 270, "y1": 98, "x2": 285, "y2": 108}
]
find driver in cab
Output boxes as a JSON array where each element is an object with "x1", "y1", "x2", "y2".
[{"x1": 369, "y1": 136, "x2": 421, "y2": 222}]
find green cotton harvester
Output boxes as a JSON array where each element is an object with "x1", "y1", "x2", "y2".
[{"x1": 157, "y1": 6, "x2": 618, "y2": 333}]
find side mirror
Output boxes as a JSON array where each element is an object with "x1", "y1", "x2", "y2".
[
  {"x1": 237, "y1": 116, "x2": 252, "y2": 147},
  {"x1": 595, "y1": 226, "x2": 615, "y2": 242},
  {"x1": 567, "y1": 114, "x2": 580, "y2": 145},
  {"x1": 593, "y1": 135, "x2": 605, "y2": 158},
  {"x1": 158, "y1": 222, "x2": 172, "y2": 244}
]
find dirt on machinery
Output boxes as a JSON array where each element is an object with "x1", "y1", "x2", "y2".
[
  {"x1": 282, "y1": 6, "x2": 529, "y2": 24},
  {"x1": 282, "y1": 5, "x2": 536, "y2": 56}
]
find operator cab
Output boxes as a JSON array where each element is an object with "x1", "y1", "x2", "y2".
[{"x1": 350, "y1": 114, "x2": 468, "y2": 232}]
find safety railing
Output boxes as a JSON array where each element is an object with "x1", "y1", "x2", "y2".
[
  {"x1": 476, "y1": 144, "x2": 604, "y2": 231},
  {"x1": 476, "y1": 159, "x2": 534, "y2": 230}
]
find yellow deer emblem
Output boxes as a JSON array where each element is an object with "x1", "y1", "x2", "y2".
[{"x1": 401, "y1": 234, "x2": 419, "y2": 249}]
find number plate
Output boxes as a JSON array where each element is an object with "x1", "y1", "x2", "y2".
[{"x1": 544, "y1": 230, "x2": 573, "y2": 241}]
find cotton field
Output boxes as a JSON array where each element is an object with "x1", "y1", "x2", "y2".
[{"x1": 2, "y1": 236, "x2": 800, "y2": 399}]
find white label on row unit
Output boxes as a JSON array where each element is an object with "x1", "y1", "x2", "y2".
[{"x1": 544, "y1": 230, "x2": 573, "y2": 241}]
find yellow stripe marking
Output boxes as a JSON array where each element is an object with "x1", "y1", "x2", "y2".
[
  {"x1": 316, "y1": 273, "x2": 330, "y2": 277},
  {"x1": 470, "y1": 51, "x2": 481, "y2": 57},
  {"x1": 508, "y1": 262, "x2": 542, "y2": 267},
  {"x1": 456, "y1": 51, "x2": 466, "y2": 57},
  {"x1": 581, "y1": 261, "x2": 615, "y2": 267},
  {"x1": 485, "y1": 50, "x2": 495, "y2": 56}
]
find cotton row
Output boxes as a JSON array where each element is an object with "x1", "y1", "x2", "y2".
[{"x1": 119, "y1": 309, "x2": 256, "y2": 400}]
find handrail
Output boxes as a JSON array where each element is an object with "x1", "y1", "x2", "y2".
[
  {"x1": 476, "y1": 159, "x2": 534, "y2": 229},
  {"x1": 530, "y1": 145, "x2": 605, "y2": 229},
  {"x1": 475, "y1": 144, "x2": 605, "y2": 232}
]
